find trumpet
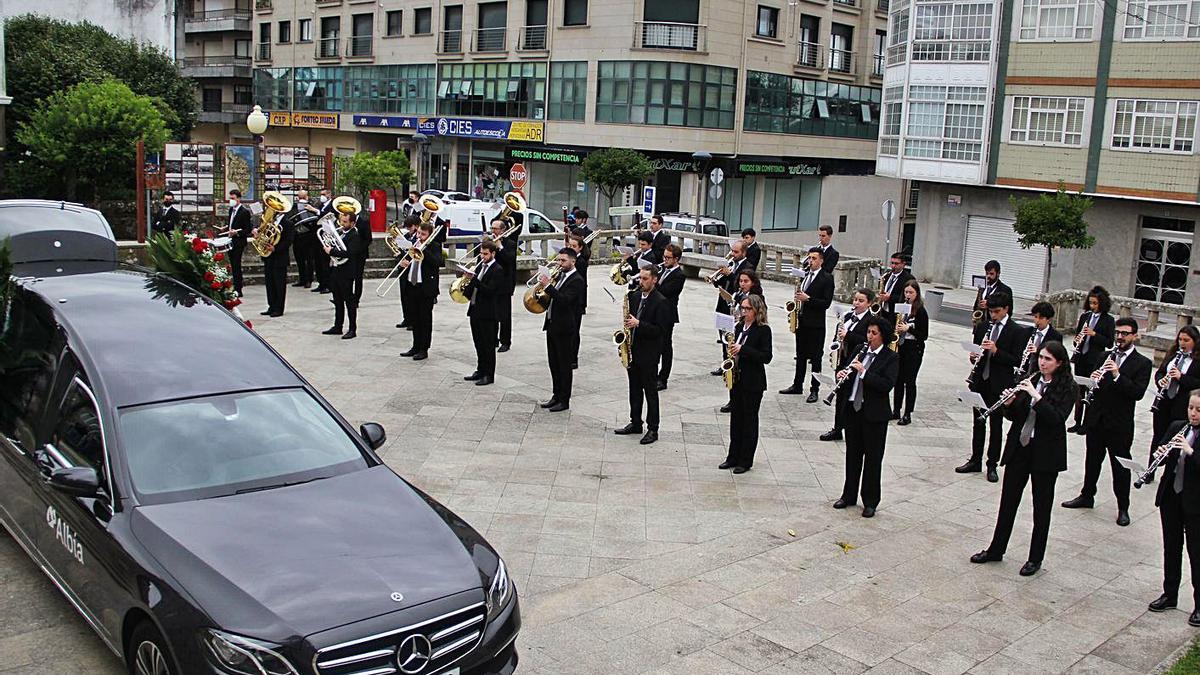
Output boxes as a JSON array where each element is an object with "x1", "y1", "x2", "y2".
[
  {"x1": 966, "y1": 319, "x2": 994, "y2": 387},
  {"x1": 704, "y1": 252, "x2": 736, "y2": 284},
  {"x1": 1136, "y1": 427, "x2": 1191, "y2": 488},
  {"x1": 252, "y1": 191, "x2": 291, "y2": 257},
  {"x1": 824, "y1": 344, "x2": 870, "y2": 406},
  {"x1": 975, "y1": 373, "x2": 1038, "y2": 423},
  {"x1": 1082, "y1": 347, "x2": 1121, "y2": 407},
  {"x1": 614, "y1": 292, "x2": 633, "y2": 369}
]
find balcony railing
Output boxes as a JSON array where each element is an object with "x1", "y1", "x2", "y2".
[
  {"x1": 179, "y1": 55, "x2": 252, "y2": 67},
  {"x1": 316, "y1": 37, "x2": 340, "y2": 58},
  {"x1": 518, "y1": 24, "x2": 547, "y2": 50},
  {"x1": 473, "y1": 27, "x2": 507, "y2": 52},
  {"x1": 634, "y1": 21, "x2": 706, "y2": 51},
  {"x1": 872, "y1": 53, "x2": 885, "y2": 76},
  {"x1": 797, "y1": 40, "x2": 823, "y2": 68},
  {"x1": 187, "y1": 7, "x2": 252, "y2": 21},
  {"x1": 829, "y1": 48, "x2": 856, "y2": 74},
  {"x1": 256, "y1": 43, "x2": 271, "y2": 60},
  {"x1": 201, "y1": 101, "x2": 251, "y2": 113},
  {"x1": 440, "y1": 29, "x2": 463, "y2": 53},
  {"x1": 347, "y1": 34, "x2": 372, "y2": 57}
]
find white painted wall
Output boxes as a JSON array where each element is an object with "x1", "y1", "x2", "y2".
[{"x1": 2, "y1": 0, "x2": 179, "y2": 56}]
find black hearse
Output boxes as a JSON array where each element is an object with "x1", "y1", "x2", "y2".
[{"x1": 0, "y1": 201, "x2": 518, "y2": 675}]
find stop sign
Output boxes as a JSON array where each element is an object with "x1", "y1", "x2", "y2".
[{"x1": 509, "y1": 163, "x2": 528, "y2": 190}]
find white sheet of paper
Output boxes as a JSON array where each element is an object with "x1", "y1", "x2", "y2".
[
  {"x1": 455, "y1": 263, "x2": 474, "y2": 275},
  {"x1": 615, "y1": 246, "x2": 634, "y2": 256},
  {"x1": 961, "y1": 340, "x2": 984, "y2": 356},
  {"x1": 813, "y1": 374, "x2": 835, "y2": 389},
  {"x1": 895, "y1": 303, "x2": 912, "y2": 315},
  {"x1": 956, "y1": 390, "x2": 987, "y2": 410},
  {"x1": 1116, "y1": 457, "x2": 1146, "y2": 474},
  {"x1": 791, "y1": 267, "x2": 808, "y2": 277},
  {"x1": 536, "y1": 265, "x2": 551, "y2": 279},
  {"x1": 637, "y1": 257, "x2": 654, "y2": 270},
  {"x1": 1075, "y1": 375, "x2": 1099, "y2": 388},
  {"x1": 974, "y1": 277, "x2": 986, "y2": 289},
  {"x1": 714, "y1": 312, "x2": 735, "y2": 333}
]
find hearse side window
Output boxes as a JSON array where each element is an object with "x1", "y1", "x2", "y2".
[
  {"x1": 0, "y1": 292, "x2": 60, "y2": 450},
  {"x1": 51, "y1": 380, "x2": 104, "y2": 473}
]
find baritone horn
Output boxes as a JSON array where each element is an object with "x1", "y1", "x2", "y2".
[
  {"x1": 252, "y1": 190, "x2": 291, "y2": 257},
  {"x1": 496, "y1": 191, "x2": 527, "y2": 223},
  {"x1": 419, "y1": 193, "x2": 446, "y2": 224}
]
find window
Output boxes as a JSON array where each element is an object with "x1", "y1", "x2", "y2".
[
  {"x1": 1018, "y1": 0, "x2": 1094, "y2": 39},
  {"x1": 259, "y1": 22, "x2": 271, "y2": 44},
  {"x1": 345, "y1": 64, "x2": 436, "y2": 113},
  {"x1": 757, "y1": 6, "x2": 780, "y2": 38},
  {"x1": 1112, "y1": 99, "x2": 1198, "y2": 152},
  {"x1": 746, "y1": 71, "x2": 882, "y2": 139},
  {"x1": 879, "y1": 85, "x2": 904, "y2": 154},
  {"x1": 53, "y1": 379, "x2": 105, "y2": 474},
  {"x1": 1137, "y1": 219, "x2": 1195, "y2": 304},
  {"x1": 799, "y1": 15, "x2": 820, "y2": 67},
  {"x1": 596, "y1": 61, "x2": 737, "y2": 129},
  {"x1": 350, "y1": 13, "x2": 373, "y2": 56},
  {"x1": 386, "y1": 10, "x2": 403, "y2": 36},
  {"x1": 235, "y1": 38, "x2": 252, "y2": 57},
  {"x1": 294, "y1": 66, "x2": 345, "y2": 110},
  {"x1": 874, "y1": 30, "x2": 887, "y2": 75},
  {"x1": 299, "y1": 18, "x2": 312, "y2": 42},
  {"x1": 278, "y1": 20, "x2": 291, "y2": 43},
  {"x1": 830, "y1": 23, "x2": 854, "y2": 73},
  {"x1": 319, "y1": 17, "x2": 340, "y2": 57},
  {"x1": 1009, "y1": 96, "x2": 1087, "y2": 145},
  {"x1": 254, "y1": 67, "x2": 292, "y2": 110},
  {"x1": 564, "y1": 0, "x2": 588, "y2": 25},
  {"x1": 234, "y1": 84, "x2": 252, "y2": 105},
  {"x1": 903, "y1": 85, "x2": 988, "y2": 161},
  {"x1": 1124, "y1": 0, "x2": 1200, "y2": 39},
  {"x1": 0, "y1": 293, "x2": 59, "y2": 451},
  {"x1": 911, "y1": 0, "x2": 994, "y2": 61},
  {"x1": 887, "y1": 0, "x2": 910, "y2": 64},
  {"x1": 549, "y1": 61, "x2": 587, "y2": 121},
  {"x1": 476, "y1": 1, "x2": 508, "y2": 51},
  {"x1": 907, "y1": 181, "x2": 920, "y2": 210},
  {"x1": 414, "y1": 7, "x2": 432, "y2": 34},
  {"x1": 437, "y1": 61, "x2": 547, "y2": 118}
]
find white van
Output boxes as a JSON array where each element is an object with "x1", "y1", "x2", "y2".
[{"x1": 439, "y1": 200, "x2": 562, "y2": 238}]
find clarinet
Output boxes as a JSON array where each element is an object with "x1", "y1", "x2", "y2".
[
  {"x1": 976, "y1": 373, "x2": 1038, "y2": 423},
  {"x1": 1014, "y1": 333, "x2": 1037, "y2": 377},
  {"x1": 1151, "y1": 351, "x2": 1188, "y2": 413},
  {"x1": 1135, "y1": 427, "x2": 1191, "y2": 488},
  {"x1": 823, "y1": 344, "x2": 870, "y2": 406},
  {"x1": 1082, "y1": 347, "x2": 1121, "y2": 407},
  {"x1": 966, "y1": 320, "x2": 994, "y2": 387}
]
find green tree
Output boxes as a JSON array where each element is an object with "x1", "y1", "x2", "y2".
[
  {"x1": 579, "y1": 148, "x2": 655, "y2": 207},
  {"x1": 16, "y1": 80, "x2": 170, "y2": 202},
  {"x1": 334, "y1": 151, "x2": 416, "y2": 216},
  {"x1": 1009, "y1": 181, "x2": 1095, "y2": 295}
]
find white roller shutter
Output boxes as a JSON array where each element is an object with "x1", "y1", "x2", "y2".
[{"x1": 960, "y1": 215, "x2": 1048, "y2": 300}]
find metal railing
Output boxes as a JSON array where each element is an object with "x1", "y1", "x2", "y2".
[
  {"x1": 187, "y1": 7, "x2": 251, "y2": 21},
  {"x1": 316, "y1": 37, "x2": 340, "y2": 58},
  {"x1": 518, "y1": 25, "x2": 547, "y2": 50},
  {"x1": 179, "y1": 55, "x2": 252, "y2": 67},
  {"x1": 872, "y1": 54, "x2": 885, "y2": 76},
  {"x1": 346, "y1": 35, "x2": 372, "y2": 57},
  {"x1": 634, "y1": 21, "x2": 706, "y2": 51},
  {"x1": 473, "y1": 27, "x2": 506, "y2": 52},
  {"x1": 200, "y1": 101, "x2": 250, "y2": 113},
  {"x1": 440, "y1": 29, "x2": 463, "y2": 53},
  {"x1": 829, "y1": 48, "x2": 856, "y2": 74},
  {"x1": 256, "y1": 43, "x2": 271, "y2": 60},
  {"x1": 797, "y1": 40, "x2": 823, "y2": 68}
]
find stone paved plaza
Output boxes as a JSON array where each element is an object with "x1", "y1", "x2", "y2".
[{"x1": 2, "y1": 270, "x2": 1197, "y2": 673}]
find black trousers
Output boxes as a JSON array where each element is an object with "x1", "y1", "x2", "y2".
[
  {"x1": 330, "y1": 272, "x2": 357, "y2": 331},
  {"x1": 263, "y1": 250, "x2": 289, "y2": 313},
  {"x1": 399, "y1": 283, "x2": 413, "y2": 325},
  {"x1": 792, "y1": 327, "x2": 824, "y2": 390},
  {"x1": 572, "y1": 312, "x2": 584, "y2": 365},
  {"x1": 627, "y1": 361, "x2": 660, "y2": 430},
  {"x1": 497, "y1": 294, "x2": 513, "y2": 346},
  {"x1": 1081, "y1": 426, "x2": 1133, "y2": 510},
  {"x1": 470, "y1": 317, "x2": 498, "y2": 377},
  {"x1": 293, "y1": 234, "x2": 314, "y2": 285},
  {"x1": 410, "y1": 295, "x2": 435, "y2": 351},
  {"x1": 352, "y1": 255, "x2": 368, "y2": 303},
  {"x1": 726, "y1": 387, "x2": 764, "y2": 468},
  {"x1": 1160, "y1": 491, "x2": 1200, "y2": 607},
  {"x1": 658, "y1": 324, "x2": 675, "y2": 384},
  {"x1": 842, "y1": 409, "x2": 887, "y2": 508},
  {"x1": 230, "y1": 243, "x2": 246, "y2": 296},
  {"x1": 971, "y1": 388, "x2": 1005, "y2": 467},
  {"x1": 987, "y1": 464, "x2": 1058, "y2": 563},
  {"x1": 894, "y1": 344, "x2": 924, "y2": 415},
  {"x1": 314, "y1": 248, "x2": 330, "y2": 290},
  {"x1": 546, "y1": 332, "x2": 574, "y2": 404}
]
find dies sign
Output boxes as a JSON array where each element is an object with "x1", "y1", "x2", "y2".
[{"x1": 509, "y1": 163, "x2": 528, "y2": 190}]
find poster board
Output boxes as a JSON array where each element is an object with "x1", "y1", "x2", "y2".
[
  {"x1": 224, "y1": 145, "x2": 258, "y2": 202},
  {"x1": 163, "y1": 143, "x2": 216, "y2": 213},
  {"x1": 263, "y1": 146, "x2": 311, "y2": 198}
]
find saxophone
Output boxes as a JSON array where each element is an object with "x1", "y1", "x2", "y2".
[
  {"x1": 719, "y1": 332, "x2": 738, "y2": 390},
  {"x1": 613, "y1": 292, "x2": 633, "y2": 369}
]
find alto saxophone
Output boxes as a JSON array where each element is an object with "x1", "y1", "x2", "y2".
[
  {"x1": 719, "y1": 332, "x2": 737, "y2": 390},
  {"x1": 613, "y1": 292, "x2": 634, "y2": 369}
]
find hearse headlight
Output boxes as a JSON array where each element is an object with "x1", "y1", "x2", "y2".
[
  {"x1": 485, "y1": 558, "x2": 513, "y2": 620},
  {"x1": 203, "y1": 629, "x2": 299, "y2": 675}
]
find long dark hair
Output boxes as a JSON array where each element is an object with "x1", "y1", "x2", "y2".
[
  {"x1": 1085, "y1": 285, "x2": 1112, "y2": 315},
  {"x1": 1039, "y1": 340, "x2": 1078, "y2": 401},
  {"x1": 1166, "y1": 325, "x2": 1200, "y2": 362},
  {"x1": 902, "y1": 280, "x2": 924, "y2": 314},
  {"x1": 737, "y1": 269, "x2": 764, "y2": 297}
]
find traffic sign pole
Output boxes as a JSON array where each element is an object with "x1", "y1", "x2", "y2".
[{"x1": 881, "y1": 199, "x2": 897, "y2": 268}]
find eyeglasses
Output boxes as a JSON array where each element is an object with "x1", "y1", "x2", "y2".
[
  {"x1": 740, "y1": 304, "x2": 753, "y2": 310},
  {"x1": 1115, "y1": 330, "x2": 1135, "y2": 336}
]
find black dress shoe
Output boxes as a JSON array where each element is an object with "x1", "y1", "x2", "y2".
[
  {"x1": 779, "y1": 385, "x2": 803, "y2": 395},
  {"x1": 955, "y1": 461, "x2": 982, "y2": 473},
  {"x1": 540, "y1": 399, "x2": 559, "y2": 409},
  {"x1": 718, "y1": 461, "x2": 735, "y2": 470},
  {"x1": 1019, "y1": 561, "x2": 1041, "y2": 577},
  {"x1": 833, "y1": 498, "x2": 853, "y2": 509},
  {"x1": 719, "y1": 404, "x2": 732, "y2": 413},
  {"x1": 819, "y1": 429, "x2": 842, "y2": 442},
  {"x1": 268, "y1": 311, "x2": 283, "y2": 317},
  {"x1": 571, "y1": 362, "x2": 578, "y2": 370},
  {"x1": 898, "y1": 415, "x2": 911, "y2": 426},
  {"x1": 1116, "y1": 510, "x2": 1130, "y2": 527},
  {"x1": 395, "y1": 323, "x2": 406, "y2": 329},
  {"x1": 474, "y1": 376, "x2": 493, "y2": 386},
  {"x1": 406, "y1": 326, "x2": 413, "y2": 331},
  {"x1": 498, "y1": 345, "x2": 510, "y2": 353},
  {"x1": 640, "y1": 430, "x2": 658, "y2": 445},
  {"x1": 319, "y1": 288, "x2": 332, "y2": 294},
  {"x1": 322, "y1": 327, "x2": 343, "y2": 335},
  {"x1": 412, "y1": 351, "x2": 428, "y2": 361},
  {"x1": 341, "y1": 331, "x2": 356, "y2": 340},
  {"x1": 311, "y1": 287, "x2": 324, "y2": 293},
  {"x1": 614, "y1": 423, "x2": 644, "y2": 435},
  {"x1": 1190, "y1": 609, "x2": 1200, "y2": 627},
  {"x1": 732, "y1": 466, "x2": 749, "y2": 474},
  {"x1": 861, "y1": 507, "x2": 875, "y2": 518},
  {"x1": 464, "y1": 372, "x2": 482, "y2": 381},
  {"x1": 1066, "y1": 424, "x2": 1082, "y2": 434},
  {"x1": 987, "y1": 467, "x2": 999, "y2": 483},
  {"x1": 890, "y1": 411, "x2": 901, "y2": 421},
  {"x1": 260, "y1": 310, "x2": 272, "y2": 316},
  {"x1": 399, "y1": 349, "x2": 417, "y2": 357},
  {"x1": 397, "y1": 321, "x2": 411, "y2": 328},
  {"x1": 1061, "y1": 495, "x2": 1094, "y2": 509},
  {"x1": 547, "y1": 402, "x2": 569, "y2": 412},
  {"x1": 970, "y1": 550, "x2": 1002, "y2": 564},
  {"x1": 290, "y1": 282, "x2": 303, "y2": 287},
  {"x1": 710, "y1": 368, "x2": 723, "y2": 376},
  {"x1": 656, "y1": 381, "x2": 667, "y2": 391},
  {"x1": 806, "y1": 390, "x2": 820, "y2": 403},
  {"x1": 1148, "y1": 594, "x2": 1177, "y2": 612}
]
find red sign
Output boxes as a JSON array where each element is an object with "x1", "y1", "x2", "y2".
[{"x1": 509, "y1": 163, "x2": 528, "y2": 190}]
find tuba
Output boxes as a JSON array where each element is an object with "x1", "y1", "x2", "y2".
[
  {"x1": 614, "y1": 292, "x2": 633, "y2": 369},
  {"x1": 252, "y1": 191, "x2": 291, "y2": 257}
]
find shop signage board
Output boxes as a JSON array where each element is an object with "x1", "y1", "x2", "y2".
[
  {"x1": 732, "y1": 157, "x2": 875, "y2": 177},
  {"x1": 351, "y1": 115, "x2": 545, "y2": 143},
  {"x1": 267, "y1": 112, "x2": 340, "y2": 129},
  {"x1": 505, "y1": 146, "x2": 587, "y2": 164}
]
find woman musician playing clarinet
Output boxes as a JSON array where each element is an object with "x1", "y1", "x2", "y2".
[
  {"x1": 1146, "y1": 325, "x2": 1200, "y2": 483},
  {"x1": 1147, "y1": 389, "x2": 1200, "y2": 627},
  {"x1": 1069, "y1": 286, "x2": 1115, "y2": 433},
  {"x1": 892, "y1": 280, "x2": 929, "y2": 426}
]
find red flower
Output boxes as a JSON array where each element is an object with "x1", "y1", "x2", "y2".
[
  {"x1": 230, "y1": 298, "x2": 242, "y2": 308},
  {"x1": 210, "y1": 281, "x2": 221, "y2": 290},
  {"x1": 192, "y1": 238, "x2": 208, "y2": 253},
  {"x1": 223, "y1": 280, "x2": 232, "y2": 289},
  {"x1": 245, "y1": 320, "x2": 253, "y2": 329},
  {"x1": 214, "y1": 252, "x2": 225, "y2": 262},
  {"x1": 204, "y1": 271, "x2": 215, "y2": 283}
]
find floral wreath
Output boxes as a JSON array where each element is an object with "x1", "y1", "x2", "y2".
[{"x1": 147, "y1": 230, "x2": 251, "y2": 328}]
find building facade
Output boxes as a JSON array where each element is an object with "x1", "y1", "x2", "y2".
[
  {"x1": 180, "y1": 0, "x2": 256, "y2": 127},
  {"x1": 878, "y1": 0, "x2": 1200, "y2": 302},
  {"x1": 186, "y1": 0, "x2": 908, "y2": 252}
]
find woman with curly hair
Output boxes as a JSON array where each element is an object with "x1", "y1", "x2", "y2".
[{"x1": 1069, "y1": 286, "x2": 1114, "y2": 433}]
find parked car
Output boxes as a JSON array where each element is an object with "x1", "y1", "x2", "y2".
[
  {"x1": 0, "y1": 212, "x2": 520, "y2": 675},
  {"x1": 420, "y1": 189, "x2": 475, "y2": 204}
]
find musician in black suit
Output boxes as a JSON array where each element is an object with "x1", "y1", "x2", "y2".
[
  {"x1": 352, "y1": 211, "x2": 374, "y2": 303},
  {"x1": 615, "y1": 268, "x2": 670, "y2": 445},
  {"x1": 813, "y1": 225, "x2": 839, "y2": 273},
  {"x1": 320, "y1": 206, "x2": 365, "y2": 339},
  {"x1": 647, "y1": 215, "x2": 671, "y2": 265},
  {"x1": 1020, "y1": 302, "x2": 1064, "y2": 376},
  {"x1": 720, "y1": 293, "x2": 773, "y2": 474},
  {"x1": 539, "y1": 248, "x2": 584, "y2": 412},
  {"x1": 741, "y1": 228, "x2": 761, "y2": 271},
  {"x1": 491, "y1": 218, "x2": 518, "y2": 352},
  {"x1": 395, "y1": 216, "x2": 421, "y2": 330},
  {"x1": 312, "y1": 189, "x2": 335, "y2": 295},
  {"x1": 781, "y1": 249, "x2": 834, "y2": 402},
  {"x1": 290, "y1": 190, "x2": 320, "y2": 289},
  {"x1": 958, "y1": 293, "x2": 1024, "y2": 482},
  {"x1": 398, "y1": 221, "x2": 442, "y2": 360},
  {"x1": 893, "y1": 280, "x2": 930, "y2": 425},
  {"x1": 656, "y1": 244, "x2": 685, "y2": 390},
  {"x1": 1061, "y1": 317, "x2": 1151, "y2": 526},
  {"x1": 971, "y1": 340, "x2": 1076, "y2": 577},
  {"x1": 1147, "y1": 326, "x2": 1200, "y2": 483},
  {"x1": 710, "y1": 241, "x2": 749, "y2": 379},
  {"x1": 1068, "y1": 286, "x2": 1116, "y2": 432},
  {"x1": 972, "y1": 260, "x2": 1014, "y2": 343},
  {"x1": 226, "y1": 190, "x2": 252, "y2": 297},
  {"x1": 462, "y1": 240, "x2": 504, "y2": 386},
  {"x1": 256, "y1": 200, "x2": 294, "y2": 317},
  {"x1": 620, "y1": 233, "x2": 654, "y2": 290},
  {"x1": 566, "y1": 234, "x2": 589, "y2": 369},
  {"x1": 152, "y1": 191, "x2": 181, "y2": 234},
  {"x1": 833, "y1": 316, "x2": 898, "y2": 518},
  {"x1": 819, "y1": 288, "x2": 873, "y2": 442},
  {"x1": 1148, "y1": 391, "x2": 1200, "y2": 627},
  {"x1": 877, "y1": 252, "x2": 913, "y2": 317}
]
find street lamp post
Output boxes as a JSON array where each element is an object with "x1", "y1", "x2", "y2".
[
  {"x1": 691, "y1": 151, "x2": 712, "y2": 248},
  {"x1": 244, "y1": 105, "x2": 269, "y2": 201}
]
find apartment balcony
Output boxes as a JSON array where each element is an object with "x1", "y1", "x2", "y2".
[
  {"x1": 871, "y1": 53, "x2": 885, "y2": 78},
  {"x1": 179, "y1": 55, "x2": 252, "y2": 78},
  {"x1": 439, "y1": 29, "x2": 464, "y2": 54},
  {"x1": 796, "y1": 40, "x2": 824, "y2": 70},
  {"x1": 198, "y1": 101, "x2": 251, "y2": 124},
  {"x1": 256, "y1": 42, "x2": 271, "y2": 61},
  {"x1": 634, "y1": 21, "x2": 706, "y2": 52},
  {"x1": 346, "y1": 35, "x2": 373, "y2": 58},
  {"x1": 184, "y1": 7, "x2": 251, "y2": 33},
  {"x1": 315, "y1": 37, "x2": 340, "y2": 59},
  {"x1": 473, "y1": 27, "x2": 507, "y2": 53},
  {"x1": 518, "y1": 25, "x2": 547, "y2": 51},
  {"x1": 828, "y1": 48, "x2": 857, "y2": 78}
]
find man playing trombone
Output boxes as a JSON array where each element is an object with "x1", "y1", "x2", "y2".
[
  {"x1": 782, "y1": 248, "x2": 833, "y2": 402},
  {"x1": 538, "y1": 248, "x2": 584, "y2": 412},
  {"x1": 491, "y1": 218, "x2": 519, "y2": 353},
  {"x1": 462, "y1": 240, "x2": 504, "y2": 386},
  {"x1": 614, "y1": 267, "x2": 670, "y2": 445},
  {"x1": 957, "y1": 293, "x2": 1022, "y2": 482},
  {"x1": 399, "y1": 221, "x2": 443, "y2": 360}
]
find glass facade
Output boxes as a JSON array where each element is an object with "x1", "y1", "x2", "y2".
[
  {"x1": 744, "y1": 71, "x2": 881, "y2": 139},
  {"x1": 595, "y1": 61, "x2": 737, "y2": 129},
  {"x1": 345, "y1": 64, "x2": 436, "y2": 114},
  {"x1": 548, "y1": 61, "x2": 587, "y2": 121},
  {"x1": 437, "y1": 62, "x2": 548, "y2": 119},
  {"x1": 254, "y1": 67, "x2": 292, "y2": 110},
  {"x1": 294, "y1": 67, "x2": 345, "y2": 111}
]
